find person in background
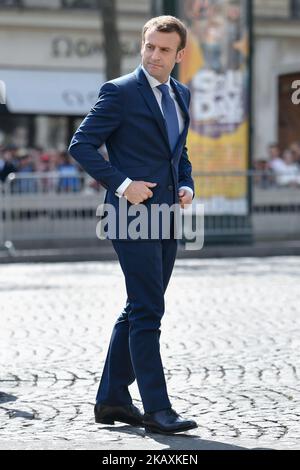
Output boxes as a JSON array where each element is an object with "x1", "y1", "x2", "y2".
[
  {"x1": 13, "y1": 149, "x2": 37, "y2": 193},
  {"x1": 290, "y1": 141, "x2": 300, "y2": 167},
  {"x1": 56, "y1": 151, "x2": 81, "y2": 193},
  {"x1": 275, "y1": 149, "x2": 300, "y2": 187},
  {"x1": 38, "y1": 152, "x2": 56, "y2": 193},
  {"x1": 267, "y1": 143, "x2": 284, "y2": 173},
  {"x1": 253, "y1": 158, "x2": 271, "y2": 188},
  {"x1": 0, "y1": 147, "x2": 16, "y2": 183}
]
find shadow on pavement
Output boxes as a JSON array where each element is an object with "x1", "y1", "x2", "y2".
[
  {"x1": 98, "y1": 424, "x2": 273, "y2": 450},
  {"x1": 0, "y1": 392, "x2": 18, "y2": 404}
]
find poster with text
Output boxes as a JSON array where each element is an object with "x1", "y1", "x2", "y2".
[{"x1": 179, "y1": 0, "x2": 250, "y2": 214}]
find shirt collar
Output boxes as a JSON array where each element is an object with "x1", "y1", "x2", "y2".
[{"x1": 141, "y1": 65, "x2": 171, "y2": 90}]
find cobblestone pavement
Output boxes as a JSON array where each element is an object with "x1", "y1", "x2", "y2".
[{"x1": 0, "y1": 256, "x2": 300, "y2": 450}]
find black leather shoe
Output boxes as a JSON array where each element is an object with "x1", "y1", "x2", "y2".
[
  {"x1": 143, "y1": 408, "x2": 198, "y2": 434},
  {"x1": 94, "y1": 403, "x2": 144, "y2": 427}
]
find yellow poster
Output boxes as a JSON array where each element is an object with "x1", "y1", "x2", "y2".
[{"x1": 179, "y1": 0, "x2": 250, "y2": 213}]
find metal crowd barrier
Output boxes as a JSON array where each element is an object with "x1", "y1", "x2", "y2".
[
  {"x1": 193, "y1": 170, "x2": 300, "y2": 240},
  {"x1": 1, "y1": 170, "x2": 300, "y2": 249},
  {"x1": 0, "y1": 172, "x2": 105, "y2": 247}
]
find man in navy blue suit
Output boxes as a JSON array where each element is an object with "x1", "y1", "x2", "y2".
[{"x1": 69, "y1": 16, "x2": 197, "y2": 434}]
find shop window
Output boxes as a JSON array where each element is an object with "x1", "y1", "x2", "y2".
[{"x1": 278, "y1": 72, "x2": 300, "y2": 150}]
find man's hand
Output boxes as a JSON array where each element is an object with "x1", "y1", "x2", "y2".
[
  {"x1": 123, "y1": 181, "x2": 157, "y2": 205},
  {"x1": 178, "y1": 188, "x2": 193, "y2": 209}
]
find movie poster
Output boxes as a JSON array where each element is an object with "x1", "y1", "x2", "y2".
[{"x1": 179, "y1": 0, "x2": 250, "y2": 214}]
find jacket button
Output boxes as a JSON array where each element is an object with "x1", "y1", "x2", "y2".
[{"x1": 168, "y1": 185, "x2": 174, "y2": 191}]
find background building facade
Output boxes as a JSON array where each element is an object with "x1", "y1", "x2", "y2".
[
  {"x1": 0, "y1": 0, "x2": 151, "y2": 150},
  {"x1": 254, "y1": 0, "x2": 300, "y2": 159},
  {"x1": 1, "y1": 0, "x2": 300, "y2": 161}
]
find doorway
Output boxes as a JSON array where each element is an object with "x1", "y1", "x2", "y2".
[{"x1": 278, "y1": 72, "x2": 300, "y2": 151}]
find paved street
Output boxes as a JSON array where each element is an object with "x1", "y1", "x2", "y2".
[{"x1": 0, "y1": 256, "x2": 300, "y2": 450}]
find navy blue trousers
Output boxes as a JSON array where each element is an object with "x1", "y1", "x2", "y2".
[{"x1": 96, "y1": 238, "x2": 178, "y2": 413}]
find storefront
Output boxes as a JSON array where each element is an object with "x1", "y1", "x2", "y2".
[
  {"x1": 253, "y1": 0, "x2": 300, "y2": 158},
  {"x1": 0, "y1": 67, "x2": 105, "y2": 149},
  {"x1": 0, "y1": 0, "x2": 150, "y2": 150}
]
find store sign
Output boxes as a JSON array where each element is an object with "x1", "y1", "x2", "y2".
[
  {"x1": 0, "y1": 69, "x2": 103, "y2": 115},
  {"x1": 0, "y1": 31, "x2": 141, "y2": 72},
  {"x1": 62, "y1": 89, "x2": 98, "y2": 108},
  {"x1": 51, "y1": 36, "x2": 141, "y2": 59}
]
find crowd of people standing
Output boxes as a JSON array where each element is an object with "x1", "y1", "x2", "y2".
[{"x1": 0, "y1": 145, "x2": 102, "y2": 193}]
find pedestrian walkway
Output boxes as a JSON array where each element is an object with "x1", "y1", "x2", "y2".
[{"x1": 0, "y1": 257, "x2": 299, "y2": 450}]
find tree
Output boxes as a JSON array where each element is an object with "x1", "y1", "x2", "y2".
[{"x1": 96, "y1": 0, "x2": 122, "y2": 80}]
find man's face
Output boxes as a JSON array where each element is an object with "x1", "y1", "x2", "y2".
[{"x1": 141, "y1": 28, "x2": 185, "y2": 83}]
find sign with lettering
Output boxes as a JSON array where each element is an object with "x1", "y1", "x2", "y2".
[{"x1": 179, "y1": 0, "x2": 251, "y2": 214}]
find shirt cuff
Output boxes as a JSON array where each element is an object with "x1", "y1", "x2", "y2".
[
  {"x1": 179, "y1": 186, "x2": 194, "y2": 197},
  {"x1": 115, "y1": 178, "x2": 132, "y2": 198}
]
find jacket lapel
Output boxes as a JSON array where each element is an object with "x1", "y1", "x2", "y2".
[
  {"x1": 135, "y1": 66, "x2": 170, "y2": 151},
  {"x1": 170, "y1": 78, "x2": 190, "y2": 155},
  {"x1": 134, "y1": 66, "x2": 190, "y2": 156},
  {"x1": 170, "y1": 77, "x2": 190, "y2": 123}
]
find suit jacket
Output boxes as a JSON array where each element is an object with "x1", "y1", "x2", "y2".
[{"x1": 68, "y1": 65, "x2": 194, "y2": 240}]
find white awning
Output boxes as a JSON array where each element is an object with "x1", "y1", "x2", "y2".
[{"x1": 0, "y1": 68, "x2": 105, "y2": 116}]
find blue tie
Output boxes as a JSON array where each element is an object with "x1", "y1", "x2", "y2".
[{"x1": 157, "y1": 84, "x2": 180, "y2": 152}]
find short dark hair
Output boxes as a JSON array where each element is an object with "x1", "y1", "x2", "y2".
[{"x1": 142, "y1": 15, "x2": 187, "y2": 51}]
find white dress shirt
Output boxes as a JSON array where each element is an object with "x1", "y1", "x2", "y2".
[{"x1": 115, "y1": 65, "x2": 193, "y2": 198}]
